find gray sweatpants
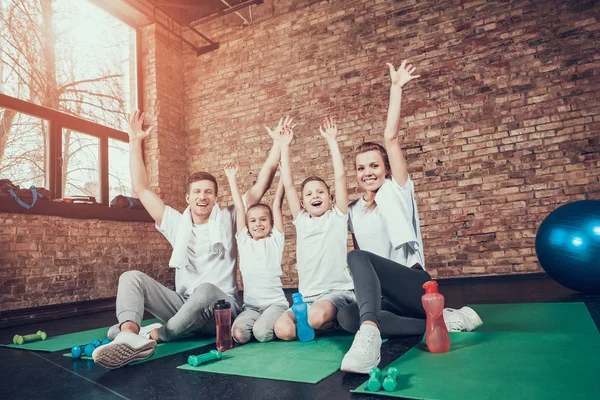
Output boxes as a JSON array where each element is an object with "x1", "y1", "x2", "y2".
[
  {"x1": 116, "y1": 270, "x2": 241, "y2": 342},
  {"x1": 232, "y1": 302, "x2": 289, "y2": 344}
]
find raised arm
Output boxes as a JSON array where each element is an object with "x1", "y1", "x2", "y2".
[
  {"x1": 383, "y1": 60, "x2": 420, "y2": 186},
  {"x1": 278, "y1": 122, "x2": 302, "y2": 220},
  {"x1": 243, "y1": 118, "x2": 285, "y2": 206},
  {"x1": 128, "y1": 110, "x2": 165, "y2": 225},
  {"x1": 272, "y1": 176, "x2": 285, "y2": 233},
  {"x1": 319, "y1": 117, "x2": 348, "y2": 213},
  {"x1": 224, "y1": 163, "x2": 246, "y2": 235}
]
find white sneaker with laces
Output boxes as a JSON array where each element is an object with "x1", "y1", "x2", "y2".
[
  {"x1": 340, "y1": 324, "x2": 382, "y2": 374},
  {"x1": 92, "y1": 332, "x2": 157, "y2": 369},
  {"x1": 107, "y1": 322, "x2": 163, "y2": 341},
  {"x1": 444, "y1": 306, "x2": 483, "y2": 332}
]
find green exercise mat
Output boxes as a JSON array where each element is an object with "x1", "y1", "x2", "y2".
[
  {"x1": 178, "y1": 334, "x2": 384, "y2": 384},
  {"x1": 352, "y1": 331, "x2": 600, "y2": 400},
  {"x1": 2, "y1": 319, "x2": 160, "y2": 352},
  {"x1": 64, "y1": 335, "x2": 216, "y2": 365},
  {"x1": 469, "y1": 302, "x2": 598, "y2": 334}
]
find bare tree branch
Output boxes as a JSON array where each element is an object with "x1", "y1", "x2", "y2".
[
  {"x1": 58, "y1": 74, "x2": 122, "y2": 92},
  {"x1": 0, "y1": 49, "x2": 45, "y2": 91},
  {"x1": 12, "y1": 0, "x2": 44, "y2": 52},
  {"x1": 61, "y1": 88, "x2": 124, "y2": 102},
  {"x1": 61, "y1": 99, "x2": 127, "y2": 116},
  {"x1": 0, "y1": 109, "x2": 18, "y2": 163}
]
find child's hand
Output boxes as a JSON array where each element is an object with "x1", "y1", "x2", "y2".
[
  {"x1": 387, "y1": 60, "x2": 420, "y2": 88},
  {"x1": 265, "y1": 115, "x2": 294, "y2": 141},
  {"x1": 224, "y1": 163, "x2": 238, "y2": 179},
  {"x1": 128, "y1": 110, "x2": 155, "y2": 141},
  {"x1": 319, "y1": 117, "x2": 338, "y2": 142},
  {"x1": 280, "y1": 124, "x2": 294, "y2": 146}
]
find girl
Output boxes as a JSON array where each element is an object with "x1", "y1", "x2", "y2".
[
  {"x1": 224, "y1": 164, "x2": 289, "y2": 344},
  {"x1": 338, "y1": 61, "x2": 482, "y2": 373},
  {"x1": 273, "y1": 117, "x2": 355, "y2": 340}
]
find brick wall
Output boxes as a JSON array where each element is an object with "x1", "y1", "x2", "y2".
[
  {"x1": 183, "y1": 0, "x2": 600, "y2": 284},
  {"x1": 140, "y1": 25, "x2": 187, "y2": 210},
  {"x1": 0, "y1": 214, "x2": 171, "y2": 310}
]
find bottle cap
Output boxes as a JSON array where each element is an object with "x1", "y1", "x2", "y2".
[
  {"x1": 292, "y1": 292, "x2": 303, "y2": 303},
  {"x1": 422, "y1": 280, "x2": 439, "y2": 294},
  {"x1": 214, "y1": 299, "x2": 231, "y2": 310}
]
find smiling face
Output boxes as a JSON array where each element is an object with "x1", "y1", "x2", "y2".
[
  {"x1": 355, "y1": 150, "x2": 388, "y2": 193},
  {"x1": 246, "y1": 205, "x2": 273, "y2": 240},
  {"x1": 186, "y1": 180, "x2": 217, "y2": 224},
  {"x1": 301, "y1": 179, "x2": 332, "y2": 218}
]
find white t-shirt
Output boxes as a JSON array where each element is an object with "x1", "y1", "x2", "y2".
[
  {"x1": 293, "y1": 206, "x2": 354, "y2": 297},
  {"x1": 348, "y1": 177, "x2": 425, "y2": 270},
  {"x1": 236, "y1": 227, "x2": 288, "y2": 309},
  {"x1": 157, "y1": 205, "x2": 238, "y2": 299}
]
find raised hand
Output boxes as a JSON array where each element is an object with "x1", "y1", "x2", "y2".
[
  {"x1": 280, "y1": 124, "x2": 295, "y2": 147},
  {"x1": 128, "y1": 110, "x2": 155, "y2": 141},
  {"x1": 386, "y1": 60, "x2": 420, "y2": 88},
  {"x1": 224, "y1": 163, "x2": 238, "y2": 180},
  {"x1": 265, "y1": 115, "x2": 294, "y2": 141},
  {"x1": 319, "y1": 117, "x2": 338, "y2": 142}
]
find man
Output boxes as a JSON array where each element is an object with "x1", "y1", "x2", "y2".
[{"x1": 93, "y1": 111, "x2": 286, "y2": 369}]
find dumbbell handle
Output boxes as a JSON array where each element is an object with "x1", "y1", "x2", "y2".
[
  {"x1": 13, "y1": 331, "x2": 47, "y2": 345},
  {"x1": 383, "y1": 376, "x2": 398, "y2": 392},
  {"x1": 188, "y1": 350, "x2": 222, "y2": 367},
  {"x1": 367, "y1": 367, "x2": 382, "y2": 391},
  {"x1": 382, "y1": 367, "x2": 399, "y2": 392}
]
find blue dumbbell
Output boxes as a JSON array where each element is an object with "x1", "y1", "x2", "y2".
[{"x1": 71, "y1": 339, "x2": 103, "y2": 359}]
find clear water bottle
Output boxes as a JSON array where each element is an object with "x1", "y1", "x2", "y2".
[
  {"x1": 291, "y1": 292, "x2": 315, "y2": 342},
  {"x1": 422, "y1": 280, "x2": 450, "y2": 353},
  {"x1": 214, "y1": 300, "x2": 233, "y2": 351}
]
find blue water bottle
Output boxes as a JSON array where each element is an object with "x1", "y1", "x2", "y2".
[{"x1": 291, "y1": 292, "x2": 315, "y2": 342}]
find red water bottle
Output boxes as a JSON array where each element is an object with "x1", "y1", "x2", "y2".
[
  {"x1": 421, "y1": 280, "x2": 450, "y2": 353},
  {"x1": 214, "y1": 300, "x2": 233, "y2": 351}
]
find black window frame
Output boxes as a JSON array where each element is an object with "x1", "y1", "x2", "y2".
[{"x1": 0, "y1": 28, "x2": 151, "y2": 222}]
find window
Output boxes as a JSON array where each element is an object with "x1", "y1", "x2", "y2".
[
  {"x1": 0, "y1": 0, "x2": 139, "y2": 216},
  {"x1": 109, "y1": 138, "x2": 132, "y2": 199},
  {"x1": 62, "y1": 129, "x2": 100, "y2": 199},
  {"x1": 0, "y1": 109, "x2": 48, "y2": 189}
]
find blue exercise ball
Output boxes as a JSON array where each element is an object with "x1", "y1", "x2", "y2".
[{"x1": 535, "y1": 200, "x2": 600, "y2": 293}]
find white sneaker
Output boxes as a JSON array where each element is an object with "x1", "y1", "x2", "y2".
[
  {"x1": 92, "y1": 332, "x2": 157, "y2": 369},
  {"x1": 444, "y1": 306, "x2": 483, "y2": 332},
  {"x1": 139, "y1": 323, "x2": 163, "y2": 339},
  {"x1": 107, "y1": 323, "x2": 120, "y2": 341},
  {"x1": 106, "y1": 322, "x2": 163, "y2": 341},
  {"x1": 340, "y1": 324, "x2": 382, "y2": 374}
]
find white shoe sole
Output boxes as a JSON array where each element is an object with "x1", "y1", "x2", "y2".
[
  {"x1": 340, "y1": 355, "x2": 381, "y2": 374},
  {"x1": 93, "y1": 341, "x2": 157, "y2": 369}
]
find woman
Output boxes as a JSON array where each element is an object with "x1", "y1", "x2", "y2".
[{"x1": 338, "y1": 61, "x2": 482, "y2": 374}]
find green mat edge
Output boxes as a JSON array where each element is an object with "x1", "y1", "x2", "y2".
[
  {"x1": 177, "y1": 361, "x2": 342, "y2": 384},
  {"x1": 2, "y1": 318, "x2": 161, "y2": 352},
  {"x1": 63, "y1": 336, "x2": 216, "y2": 365},
  {"x1": 175, "y1": 337, "x2": 387, "y2": 384},
  {"x1": 468, "y1": 301, "x2": 599, "y2": 334}
]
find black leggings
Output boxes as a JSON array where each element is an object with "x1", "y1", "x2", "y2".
[{"x1": 337, "y1": 249, "x2": 431, "y2": 337}]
